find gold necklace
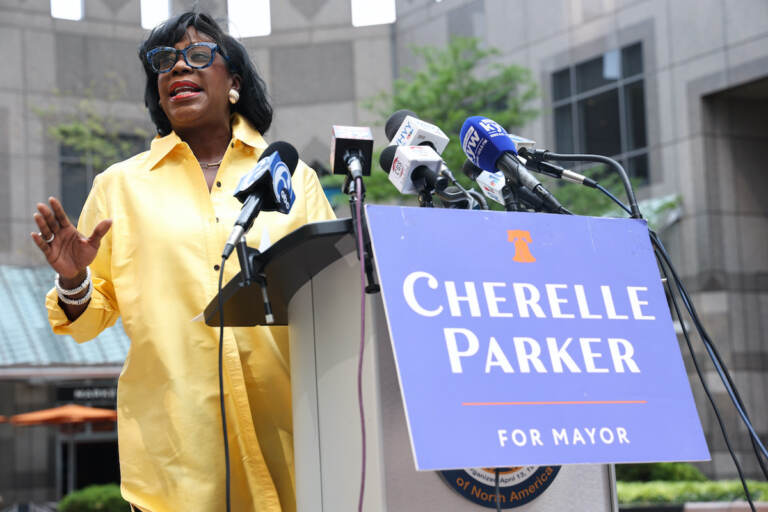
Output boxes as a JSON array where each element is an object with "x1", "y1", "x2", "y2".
[{"x1": 200, "y1": 159, "x2": 223, "y2": 169}]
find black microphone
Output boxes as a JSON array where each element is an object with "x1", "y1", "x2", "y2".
[
  {"x1": 517, "y1": 147, "x2": 598, "y2": 188},
  {"x1": 330, "y1": 125, "x2": 373, "y2": 179},
  {"x1": 222, "y1": 141, "x2": 299, "y2": 260}
]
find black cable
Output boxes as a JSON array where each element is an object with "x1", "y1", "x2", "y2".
[
  {"x1": 596, "y1": 184, "x2": 632, "y2": 215},
  {"x1": 655, "y1": 251, "x2": 757, "y2": 511},
  {"x1": 537, "y1": 151, "x2": 641, "y2": 218},
  {"x1": 217, "y1": 258, "x2": 231, "y2": 512},
  {"x1": 591, "y1": 183, "x2": 768, "y2": 480},
  {"x1": 651, "y1": 233, "x2": 768, "y2": 468}
]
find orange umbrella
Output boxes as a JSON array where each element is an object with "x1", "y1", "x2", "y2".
[
  {"x1": 10, "y1": 404, "x2": 116, "y2": 425},
  {"x1": 11, "y1": 404, "x2": 117, "y2": 495}
]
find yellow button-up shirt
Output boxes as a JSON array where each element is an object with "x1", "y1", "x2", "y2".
[{"x1": 46, "y1": 114, "x2": 335, "y2": 512}]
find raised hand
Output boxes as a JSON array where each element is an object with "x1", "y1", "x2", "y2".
[{"x1": 31, "y1": 197, "x2": 112, "y2": 281}]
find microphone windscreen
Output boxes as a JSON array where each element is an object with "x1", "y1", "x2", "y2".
[
  {"x1": 459, "y1": 116, "x2": 518, "y2": 172},
  {"x1": 385, "y1": 109, "x2": 417, "y2": 141},
  {"x1": 461, "y1": 159, "x2": 484, "y2": 181},
  {"x1": 379, "y1": 145, "x2": 398, "y2": 173},
  {"x1": 261, "y1": 141, "x2": 299, "y2": 174}
]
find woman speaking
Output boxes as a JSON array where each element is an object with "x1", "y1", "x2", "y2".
[{"x1": 30, "y1": 11, "x2": 334, "y2": 512}]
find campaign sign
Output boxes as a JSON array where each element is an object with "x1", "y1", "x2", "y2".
[{"x1": 364, "y1": 205, "x2": 710, "y2": 471}]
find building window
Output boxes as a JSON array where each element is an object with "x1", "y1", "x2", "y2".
[
  {"x1": 351, "y1": 0, "x2": 396, "y2": 27},
  {"x1": 60, "y1": 135, "x2": 145, "y2": 222},
  {"x1": 50, "y1": 0, "x2": 83, "y2": 20},
  {"x1": 552, "y1": 42, "x2": 648, "y2": 183},
  {"x1": 141, "y1": 0, "x2": 169, "y2": 30},
  {"x1": 228, "y1": 0, "x2": 271, "y2": 38}
]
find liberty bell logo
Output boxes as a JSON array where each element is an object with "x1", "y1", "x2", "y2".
[{"x1": 508, "y1": 230, "x2": 536, "y2": 263}]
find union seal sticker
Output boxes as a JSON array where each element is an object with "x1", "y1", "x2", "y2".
[{"x1": 439, "y1": 466, "x2": 560, "y2": 509}]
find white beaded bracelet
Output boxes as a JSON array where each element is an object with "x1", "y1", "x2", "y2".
[
  {"x1": 57, "y1": 279, "x2": 93, "y2": 306},
  {"x1": 55, "y1": 267, "x2": 91, "y2": 296}
]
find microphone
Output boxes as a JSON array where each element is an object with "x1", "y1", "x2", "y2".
[
  {"x1": 379, "y1": 145, "x2": 448, "y2": 196},
  {"x1": 460, "y1": 116, "x2": 567, "y2": 214},
  {"x1": 385, "y1": 109, "x2": 449, "y2": 153},
  {"x1": 516, "y1": 147, "x2": 598, "y2": 188},
  {"x1": 330, "y1": 125, "x2": 373, "y2": 178},
  {"x1": 385, "y1": 109, "x2": 482, "y2": 204},
  {"x1": 222, "y1": 142, "x2": 298, "y2": 260},
  {"x1": 461, "y1": 159, "x2": 545, "y2": 211}
]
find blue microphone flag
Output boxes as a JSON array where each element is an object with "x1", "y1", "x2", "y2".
[
  {"x1": 269, "y1": 152, "x2": 296, "y2": 214},
  {"x1": 459, "y1": 116, "x2": 518, "y2": 171}
]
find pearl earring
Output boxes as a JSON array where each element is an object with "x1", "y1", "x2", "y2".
[{"x1": 228, "y1": 89, "x2": 240, "y2": 104}]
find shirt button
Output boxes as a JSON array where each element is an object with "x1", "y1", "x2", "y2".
[
  {"x1": 214, "y1": 264, "x2": 220, "y2": 271},
  {"x1": 215, "y1": 217, "x2": 220, "y2": 223},
  {"x1": 216, "y1": 181, "x2": 222, "y2": 188},
  {"x1": 231, "y1": 142, "x2": 235, "y2": 148}
]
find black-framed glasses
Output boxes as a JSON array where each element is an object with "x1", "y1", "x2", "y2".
[{"x1": 146, "y1": 42, "x2": 229, "y2": 74}]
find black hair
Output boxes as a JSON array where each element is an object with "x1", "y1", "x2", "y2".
[{"x1": 138, "y1": 11, "x2": 272, "y2": 136}]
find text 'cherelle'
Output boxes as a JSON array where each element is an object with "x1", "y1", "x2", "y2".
[{"x1": 402, "y1": 271, "x2": 655, "y2": 375}]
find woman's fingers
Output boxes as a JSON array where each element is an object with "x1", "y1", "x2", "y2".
[
  {"x1": 33, "y1": 211, "x2": 54, "y2": 240},
  {"x1": 36, "y1": 203, "x2": 60, "y2": 234},
  {"x1": 88, "y1": 219, "x2": 113, "y2": 248},
  {"x1": 30, "y1": 231, "x2": 53, "y2": 256},
  {"x1": 48, "y1": 197, "x2": 73, "y2": 231}
]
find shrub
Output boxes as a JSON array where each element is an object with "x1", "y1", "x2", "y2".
[
  {"x1": 617, "y1": 480, "x2": 768, "y2": 505},
  {"x1": 616, "y1": 462, "x2": 708, "y2": 482},
  {"x1": 58, "y1": 484, "x2": 130, "y2": 512}
]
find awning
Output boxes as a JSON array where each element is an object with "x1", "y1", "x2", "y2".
[
  {"x1": 10, "y1": 403, "x2": 117, "y2": 425},
  {"x1": 0, "y1": 265, "x2": 130, "y2": 378}
]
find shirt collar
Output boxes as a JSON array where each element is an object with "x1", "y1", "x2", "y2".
[{"x1": 144, "y1": 114, "x2": 267, "y2": 171}]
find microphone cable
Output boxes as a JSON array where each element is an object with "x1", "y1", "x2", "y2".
[
  {"x1": 592, "y1": 184, "x2": 768, "y2": 499},
  {"x1": 528, "y1": 151, "x2": 641, "y2": 219},
  {"x1": 217, "y1": 257, "x2": 232, "y2": 512},
  {"x1": 353, "y1": 175, "x2": 368, "y2": 512},
  {"x1": 654, "y1": 248, "x2": 757, "y2": 512}
]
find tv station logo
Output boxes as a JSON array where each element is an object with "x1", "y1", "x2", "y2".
[
  {"x1": 392, "y1": 157, "x2": 404, "y2": 178},
  {"x1": 440, "y1": 466, "x2": 560, "y2": 509}
]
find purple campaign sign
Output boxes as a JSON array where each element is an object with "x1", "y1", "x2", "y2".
[{"x1": 364, "y1": 205, "x2": 709, "y2": 471}]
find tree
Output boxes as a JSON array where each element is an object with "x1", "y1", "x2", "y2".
[{"x1": 34, "y1": 75, "x2": 150, "y2": 219}]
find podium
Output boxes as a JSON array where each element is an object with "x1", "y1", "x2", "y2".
[{"x1": 205, "y1": 218, "x2": 619, "y2": 511}]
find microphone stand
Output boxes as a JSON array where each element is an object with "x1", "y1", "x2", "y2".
[
  {"x1": 501, "y1": 184, "x2": 521, "y2": 212},
  {"x1": 345, "y1": 171, "x2": 380, "y2": 294},
  {"x1": 417, "y1": 190, "x2": 435, "y2": 208}
]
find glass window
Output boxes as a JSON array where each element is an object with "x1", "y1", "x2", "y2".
[
  {"x1": 141, "y1": 0, "x2": 169, "y2": 30},
  {"x1": 50, "y1": 0, "x2": 83, "y2": 20},
  {"x1": 575, "y1": 53, "x2": 617, "y2": 94},
  {"x1": 554, "y1": 105, "x2": 574, "y2": 154},
  {"x1": 351, "y1": 0, "x2": 396, "y2": 27},
  {"x1": 621, "y1": 43, "x2": 643, "y2": 78},
  {"x1": 624, "y1": 80, "x2": 646, "y2": 150},
  {"x1": 628, "y1": 154, "x2": 649, "y2": 182},
  {"x1": 551, "y1": 42, "x2": 649, "y2": 184},
  {"x1": 552, "y1": 69, "x2": 571, "y2": 102},
  {"x1": 61, "y1": 161, "x2": 88, "y2": 221},
  {"x1": 228, "y1": 0, "x2": 271, "y2": 37},
  {"x1": 578, "y1": 89, "x2": 621, "y2": 156},
  {"x1": 60, "y1": 134, "x2": 146, "y2": 222}
]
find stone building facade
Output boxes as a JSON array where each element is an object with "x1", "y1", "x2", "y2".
[{"x1": 0, "y1": 0, "x2": 766, "y2": 504}]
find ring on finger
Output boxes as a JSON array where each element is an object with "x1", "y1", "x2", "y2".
[{"x1": 41, "y1": 232, "x2": 54, "y2": 244}]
